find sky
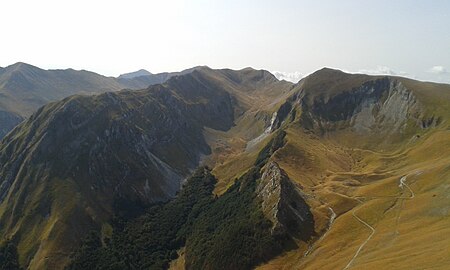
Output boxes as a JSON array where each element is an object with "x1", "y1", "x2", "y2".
[{"x1": 1, "y1": 0, "x2": 450, "y2": 83}]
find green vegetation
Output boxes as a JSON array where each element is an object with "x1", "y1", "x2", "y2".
[
  {"x1": 67, "y1": 168, "x2": 217, "y2": 269},
  {"x1": 0, "y1": 241, "x2": 21, "y2": 270},
  {"x1": 184, "y1": 167, "x2": 282, "y2": 270}
]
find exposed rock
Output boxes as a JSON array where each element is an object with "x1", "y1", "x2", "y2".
[
  {"x1": 257, "y1": 161, "x2": 314, "y2": 240},
  {"x1": 299, "y1": 77, "x2": 425, "y2": 135},
  {"x1": 267, "y1": 101, "x2": 293, "y2": 133},
  {"x1": 246, "y1": 98, "x2": 294, "y2": 151}
]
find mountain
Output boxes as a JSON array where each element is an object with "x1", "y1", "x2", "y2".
[
  {"x1": 0, "y1": 67, "x2": 293, "y2": 269},
  {"x1": 1, "y1": 66, "x2": 450, "y2": 270},
  {"x1": 246, "y1": 69, "x2": 450, "y2": 269},
  {"x1": 118, "y1": 69, "x2": 152, "y2": 79},
  {"x1": 0, "y1": 63, "x2": 201, "y2": 139}
]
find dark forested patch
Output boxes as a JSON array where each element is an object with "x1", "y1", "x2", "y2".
[
  {"x1": 184, "y1": 167, "x2": 283, "y2": 270},
  {"x1": 67, "y1": 168, "x2": 216, "y2": 269}
]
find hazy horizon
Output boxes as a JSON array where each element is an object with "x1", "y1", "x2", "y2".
[{"x1": 1, "y1": 0, "x2": 449, "y2": 83}]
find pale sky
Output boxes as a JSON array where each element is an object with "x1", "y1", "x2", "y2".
[{"x1": 1, "y1": 0, "x2": 449, "y2": 83}]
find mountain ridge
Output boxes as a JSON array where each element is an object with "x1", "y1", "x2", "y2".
[{"x1": 0, "y1": 65, "x2": 450, "y2": 269}]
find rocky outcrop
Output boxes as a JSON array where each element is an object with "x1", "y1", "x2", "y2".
[{"x1": 257, "y1": 161, "x2": 314, "y2": 240}]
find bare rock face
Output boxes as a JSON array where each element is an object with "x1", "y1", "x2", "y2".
[
  {"x1": 298, "y1": 77, "x2": 426, "y2": 135},
  {"x1": 257, "y1": 161, "x2": 314, "y2": 240}
]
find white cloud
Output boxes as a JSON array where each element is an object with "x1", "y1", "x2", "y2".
[
  {"x1": 356, "y1": 66, "x2": 407, "y2": 76},
  {"x1": 272, "y1": 71, "x2": 303, "y2": 83},
  {"x1": 428, "y1": 66, "x2": 448, "y2": 74}
]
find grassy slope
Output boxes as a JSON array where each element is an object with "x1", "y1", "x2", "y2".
[
  {"x1": 276, "y1": 129, "x2": 450, "y2": 270},
  {"x1": 210, "y1": 70, "x2": 450, "y2": 269},
  {"x1": 254, "y1": 75, "x2": 450, "y2": 269}
]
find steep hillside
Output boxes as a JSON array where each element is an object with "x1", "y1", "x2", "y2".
[
  {"x1": 0, "y1": 67, "x2": 292, "y2": 269},
  {"x1": 0, "y1": 111, "x2": 23, "y2": 139}
]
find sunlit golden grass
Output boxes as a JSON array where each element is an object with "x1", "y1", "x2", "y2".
[{"x1": 254, "y1": 123, "x2": 450, "y2": 269}]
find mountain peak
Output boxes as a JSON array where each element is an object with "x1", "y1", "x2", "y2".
[
  {"x1": 5, "y1": 62, "x2": 40, "y2": 72},
  {"x1": 311, "y1": 67, "x2": 346, "y2": 76},
  {"x1": 118, "y1": 69, "x2": 153, "y2": 79}
]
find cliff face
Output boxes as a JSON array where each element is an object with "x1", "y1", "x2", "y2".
[
  {"x1": 300, "y1": 77, "x2": 424, "y2": 134},
  {"x1": 257, "y1": 161, "x2": 314, "y2": 240}
]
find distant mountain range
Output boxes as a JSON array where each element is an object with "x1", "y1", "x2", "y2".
[
  {"x1": 116, "y1": 66, "x2": 205, "y2": 89},
  {"x1": 0, "y1": 63, "x2": 450, "y2": 270},
  {"x1": 0, "y1": 63, "x2": 203, "y2": 138}
]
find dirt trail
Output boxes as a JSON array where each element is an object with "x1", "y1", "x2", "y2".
[
  {"x1": 343, "y1": 174, "x2": 416, "y2": 269},
  {"x1": 343, "y1": 203, "x2": 376, "y2": 270}
]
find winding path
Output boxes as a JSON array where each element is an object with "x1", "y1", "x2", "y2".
[
  {"x1": 343, "y1": 203, "x2": 376, "y2": 270},
  {"x1": 343, "y1": 174, "x2": 415, "y2": 269}
]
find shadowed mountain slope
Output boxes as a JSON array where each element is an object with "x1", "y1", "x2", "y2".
[{"x1": 0, "y1": 67, "x2": 292, "y2": 269}]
